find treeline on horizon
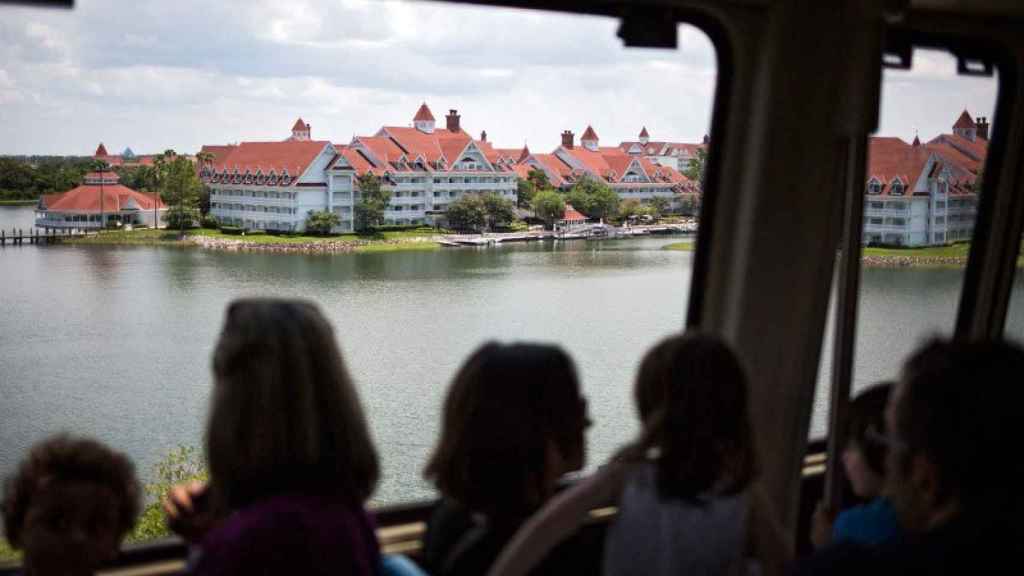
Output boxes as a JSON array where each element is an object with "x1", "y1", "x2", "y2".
[{"x1": 0, "y1": 156, "x2": 158, "y2": 201}]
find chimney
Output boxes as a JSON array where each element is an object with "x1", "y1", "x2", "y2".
[
  {"x1": 446, "y1": 109, "x2": 461, "y2": 133},
  {"x1": 976, "y1": 117, "x2": 989, "y2": 140},
  {"x1": 306, "y1": 123, "x2": 311, "y2": 139},
  {"x1": 481, "y1": 130, "x2": 487, "y2": 142},
  {"x1": 562, "y1": 130, "x2": 575, "y2": 149}
]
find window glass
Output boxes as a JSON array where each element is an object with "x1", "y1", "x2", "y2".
[
  {"x1": 0, "y1": 0, "x2": 717, "y2": 552},
  {"x1": 815, "y1": 47, "x2": 996, "y2": 439}
]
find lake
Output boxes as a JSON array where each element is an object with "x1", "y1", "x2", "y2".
[{"x1": 3, "y1": 205, "x2": 1023, "y2": 505}]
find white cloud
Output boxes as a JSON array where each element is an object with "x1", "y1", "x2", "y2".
[{"x1": 0, "y1": 1, "x2": 996, "y2": 156}]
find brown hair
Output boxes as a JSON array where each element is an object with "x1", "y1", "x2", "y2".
[
  {"x1": 206, "y1": 299, "x2": 379, "y2": 511},
  {"x1": 632, "y1": 332, "x2": 758, "y2": 501},
  {"x1": 2, "y1": 434, "x2": 141, "y2": 547},
  {"x1": 844, "y1": 382, "x2": 892, "y2": 477},
  {"x1": 897, "y1": 338, "x2": 1023, "y2": 524},
  {"x1": 424, "y1": 342, "x2": 586, "y2": 520}
]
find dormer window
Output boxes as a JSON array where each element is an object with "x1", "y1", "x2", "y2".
[
  {"x1": 890, "y1": 179, "x2": 904, "y2": 196},
  {"x1": 867, "y1": 179, "x2": 882, "y2": 195}
]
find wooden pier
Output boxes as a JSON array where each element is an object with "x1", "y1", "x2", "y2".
[{"x1": 0, "y1": 228, "x2": 90, "y2": 246}]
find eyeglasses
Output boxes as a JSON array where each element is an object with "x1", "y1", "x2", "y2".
[{"x1": 865, "y1": 425, "x2": 909, "y2": 451}]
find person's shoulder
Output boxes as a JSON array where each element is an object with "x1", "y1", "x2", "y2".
[
  {"x1": 791, "y1": 541, "x2": 896, "y2": 576},
  {"x1": 833, "y1": 498, "x2": 900, "y2": 545}
]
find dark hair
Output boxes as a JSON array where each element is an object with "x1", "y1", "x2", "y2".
[
  {"x1": 845, "y1": 382, "x2": 893, "y2": 477},
  {"x1": 206, "y1": 298, "x2": 379, "y2": 511},
  {"x1": 424, "y1": 342, "x2": 586, "y2": 519},
  {"x1": 897, "y1": 338, "x2": 1024, "y2": 524},
  {"x1": 2, "y1": 434, "x2": 141, "y2": 548},
  {"x1": 633, "y1": 332, "x2": 758, "y2": 501}
]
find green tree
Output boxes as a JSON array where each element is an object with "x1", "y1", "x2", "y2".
[
  {"x1": 568, "y1": 175, "x2": 619, "y2": 221},
  {"x1": 305, "y1": 209, "x2": 341, "y2": 235},
  {"x1": 159, "y1": 153, "x2": 202, "y2": 234},
  {"x1": 355, "y1": 174, "x2": 391, "y2": 232},
  {"x1": 129, "y1": 446, "x2": 208, "y2": 543},
  {"x1": 650, "y1": 196, "x2": 670, "y2": 217},
  {"x1": 678, "y1": 193, "x2": 701, "y2": 216},
  {"x1": 516, "y1": 178, "x2": 536, "y2": 209},
  {"x1": 683, "y1": 147, "x2": 708, "y2": 191},
  {"x1": 446, "y1": 194, "x2": 488, "y2": 231},
  {"x1": 482, "y1": 193, "x2": 517, "y2": 229},
  {"x1": 532, "y1": 190, "x2": 565, "y2": 230},
  {"x1": 527, "y1": 168, "x2": 551, "y2": 191},
  {"x1": 972, "y1": 168, "x2": 984, "y2": 195},
  {"x1": 194, "y1": 151, "x2": 216, "y2": 217},
  {"x1": 618, "y1": 198, "x2": 643, "y2": 222}
]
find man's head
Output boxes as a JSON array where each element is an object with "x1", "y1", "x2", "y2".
[
  {"x1": 2, "y1": 435, "x2": 141, "y2": 575},
  {"x1": 885, "y1": 339, "x2": 1023, "y2": 534}
]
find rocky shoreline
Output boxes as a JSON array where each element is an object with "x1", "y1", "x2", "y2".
[
  {"x1": 185, "y1": 234, "x2": 441, "y2": 253},
  {"x1": 861, "y1": 255, "x2": 967, "y2": 268}
]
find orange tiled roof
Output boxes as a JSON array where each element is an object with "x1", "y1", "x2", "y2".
[
  {"x1": 40, "y1": 183, "x2": 166, "y2": 213},
  {"x1": 210, "y1": 140, "x2": 329, "y2": 179}
]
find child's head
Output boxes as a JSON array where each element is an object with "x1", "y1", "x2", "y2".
[
  {"x1": 842, "y1": 383, "x2": 892, "y2": 499},
  {"x1": 2, "y1": 434, "x2": 141, "y2": 575},
  {"x1": 633, "y1": 332, "x2": 758, "y2": 500},
  {"x1": 425, "y1": 342, "x2": 588, "y2": 519}
]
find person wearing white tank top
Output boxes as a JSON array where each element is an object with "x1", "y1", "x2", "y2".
[{"x1": 487, "y1": 333, "x2": 792, "y2": 576}]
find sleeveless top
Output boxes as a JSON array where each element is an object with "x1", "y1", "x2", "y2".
[{"x1": 603, "y1": 463, "x2": 750, "y2": 576}]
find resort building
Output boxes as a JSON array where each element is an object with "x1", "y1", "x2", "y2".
[
  {"x1": 518, "y1": 126, "x2": 694, "y2": 210},
  {"x1": 35, "y1": 171, "x2": 167, "y2": 229},
  {"x1": 202, "y1": 139, "x2": 339, "y2": 232},
  {"x1": 862, "y1": 110, "x2": 986, "y2": 247},
  {"x1": 201, "y1": 106, "x2": 519, "y2": 232},
  {"x1": 93, "y1": 143, "x2": 160, "y2": 167},
  {"x1": 618, "y1": 127, "x2": 708, "y2": 172}
]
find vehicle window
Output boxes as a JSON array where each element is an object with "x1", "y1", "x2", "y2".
[
  {"x1": 0, "y1": 0, "x2": 717, "y2": 552},
  {"x1": 814, "y1": 47, "x2": 997, "y2": 439}
]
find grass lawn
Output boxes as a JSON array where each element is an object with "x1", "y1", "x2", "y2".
[
  {"x1": 0, "y1": 538, "x2": 20, "y2": 564},
  {"x1": 863, "y1": 243, "x2": 971, "y2": 259},
  {"x1": 68, "y1": 226, "x2": 444, "y2": 246},
  {"x1": 355, "y1": 241, "x2": 440, "y2": 253},
  {"x1": 662, "y1": 241, "x2": 694, "y2": 251}
]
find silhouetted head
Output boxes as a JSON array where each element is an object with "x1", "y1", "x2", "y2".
[
  {"x1": 885, "y1": 338, "x2": 1023, "y2": 536},
  {"x1": 842, "y1": 382, "x2": 892, "y2": 499},
  {"x1": 2, "y1": 434, "x2": 141, "y2": 575},
  {"x1": 207, "y1": 298, "x2": 379, "y2": 512},
  {"x1": 633, "y1": 332, "x2": 758, "y2": 501},
  {"x1": 424, "y1": 342, "x2": 588, "y2": 521}
]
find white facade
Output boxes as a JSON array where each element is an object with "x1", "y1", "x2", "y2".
[
  {"x1": 862, "y1": 158, "x2": 976, "y2": 247},
  {"x1": 206, "y1": 143, "x2": 354, "y2": 233}
]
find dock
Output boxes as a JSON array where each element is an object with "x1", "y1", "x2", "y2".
[{"x1": 0, "y1": 228, "x2": 90, "y2": 246}]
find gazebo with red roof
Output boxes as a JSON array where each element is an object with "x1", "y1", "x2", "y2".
[
  {"x1": 36, "y1": 171, "x2": 167, "y2": 230},
  {"x1": 556, "y1": 204, "x2": 589, "y2": 233}
]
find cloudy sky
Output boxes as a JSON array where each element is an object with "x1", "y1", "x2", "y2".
[{"x1": 0, "y1": 0, "x2": 998, "y2": 156}]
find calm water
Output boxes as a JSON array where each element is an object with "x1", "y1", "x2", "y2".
[{"x1": 3, "y1": 205, "x2": 1024, "y2": 504}]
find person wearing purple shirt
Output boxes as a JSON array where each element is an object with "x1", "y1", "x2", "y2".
[{"x1": 162, "y1": 299, "x2": 381, "y2": 576}]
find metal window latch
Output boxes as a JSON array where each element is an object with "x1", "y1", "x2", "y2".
[{"x1": 617, "y1": 7, "x2": 678, "y2": 49}]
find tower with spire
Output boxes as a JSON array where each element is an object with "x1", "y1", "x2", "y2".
[
  {"x1": 290, "y1": 118, "x2": 311, "y2": 141},
  {"x1": 639, "y1": 127, "x2": 650, "y2": 145},
  {"x1": 414, "y1": 103, "x2": 436, "y2": 134},
  {"x1": 581, "y1": 126, "x2": 600, "y2": 152},
  {"x1": 952, "y1": 110, "x2": 976, "y2": 141}
]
